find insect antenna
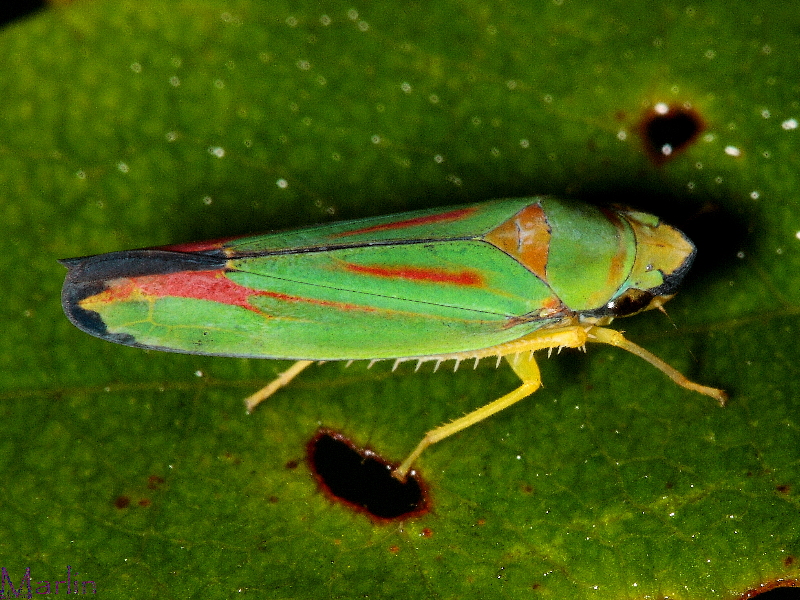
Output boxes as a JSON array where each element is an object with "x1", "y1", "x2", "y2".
[
  {"x1": 656, "y1": 301, "x2": 702, "y2": 362},
  {"x1": 656, "y1": 301, "x2": 679, "y2": 330}
]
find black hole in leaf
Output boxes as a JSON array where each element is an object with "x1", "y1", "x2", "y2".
[
  {"x1": 639, "y1": 104, "x2": 704, "y2": 165},
  {"x1": 749, "y1": 586, "x2": 800, "y2": 599},
  {"x1": 307, "y1": 429, "x2": 428, "y2": 522}
]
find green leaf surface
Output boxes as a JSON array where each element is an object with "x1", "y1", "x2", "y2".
[{"x1": 1, "y1": 0, "x2": 798, "y2": 597}]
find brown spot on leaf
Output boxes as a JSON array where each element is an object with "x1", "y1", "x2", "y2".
[
  {"x1": 147, "y1": 475, "x2": 165, "y2": 490},
  {"x1": 638, "y1": 103, "x2": 704, "y2": 165}
]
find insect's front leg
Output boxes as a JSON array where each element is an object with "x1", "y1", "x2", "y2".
[{"x1": 586, "y1": 327, "x2": 727, "y2": 406}]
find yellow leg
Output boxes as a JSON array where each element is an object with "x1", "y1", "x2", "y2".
[
  {"x1": 392, "y1": 324, "x2": 726, "y2": 481},
  {"x1": 392, "y1": 353, "x2": 544, "y2": 481},
  {"x1": 585, "y1": 326, "x2": 728, "y2": 406},
  {"x1": 240, "y1": 325, "x2": 725, "y2": 481},
  {"x1": 244, "y1": 360, "x2": 314, "y2": 413}
]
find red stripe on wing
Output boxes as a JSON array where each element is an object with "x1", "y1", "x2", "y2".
[
  {"x1": 97, "y1": 271, "x2": 375, "y2": 314},
  {"x1": 336, "y1": 207, "x2": 478, "y2": 237},
  {"x1": 343, "y1": 263, "x2": 483, "y2": 286}
]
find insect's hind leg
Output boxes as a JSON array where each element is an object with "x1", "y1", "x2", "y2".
[
  {"x1": 244, "y1": 360, "x2": 315, "y2": 413},
  {"x1": 392, "y1": 353, "x2": 543, "y2": 482}
]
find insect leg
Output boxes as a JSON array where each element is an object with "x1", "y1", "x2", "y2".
[
  {"x1": 244, "y1": 360, "x2": 315, "y2": 413},
  {"x1": 586, "y1": 326, "x2": 727, "y2": 406},
  {"x1": 392, "y1": 354, "x2": 543, "y2": 482}
]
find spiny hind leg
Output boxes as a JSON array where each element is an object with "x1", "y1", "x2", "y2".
[
  {"x1": 392, "y1": 352, "x2": 544, "y2": 482},
  {"x1": 244, "y1": 360, "x2": 315, "y2": 413},
  {"x1": 391, "y1": 323, "x2": 727, "y2": 481},
  {"x1": 391, "y1": 326, "x2": 594, "y2": 481}
]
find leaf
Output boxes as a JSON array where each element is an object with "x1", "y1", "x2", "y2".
[{"x1": 1, "y1": 0, "x2": 798, "y2": 597}]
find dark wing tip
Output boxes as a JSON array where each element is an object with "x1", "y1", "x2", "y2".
[{"x1": 59, "y1": 249, "x2": 228, "y2": 345}]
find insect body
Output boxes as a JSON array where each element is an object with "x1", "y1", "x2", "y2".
[{"x1": 60, "y1": 197, "x2": 726, "y2": 480}]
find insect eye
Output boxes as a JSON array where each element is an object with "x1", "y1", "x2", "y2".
[{"x1": 606, "y1": 289, "x2": 655, "y2": 317}]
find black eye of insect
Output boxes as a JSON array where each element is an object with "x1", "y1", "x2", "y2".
[{"x1": 606, "y1": 289, "x2": 655, "y2": 317}]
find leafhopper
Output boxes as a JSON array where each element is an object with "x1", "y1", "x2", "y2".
[{"x1": 61, "y1": 197, "x2": 726, "y2": 480}]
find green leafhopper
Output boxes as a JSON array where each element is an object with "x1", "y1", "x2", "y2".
[{"x1": 60, "y1": 197, "x2": 726, "y2": 480}]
